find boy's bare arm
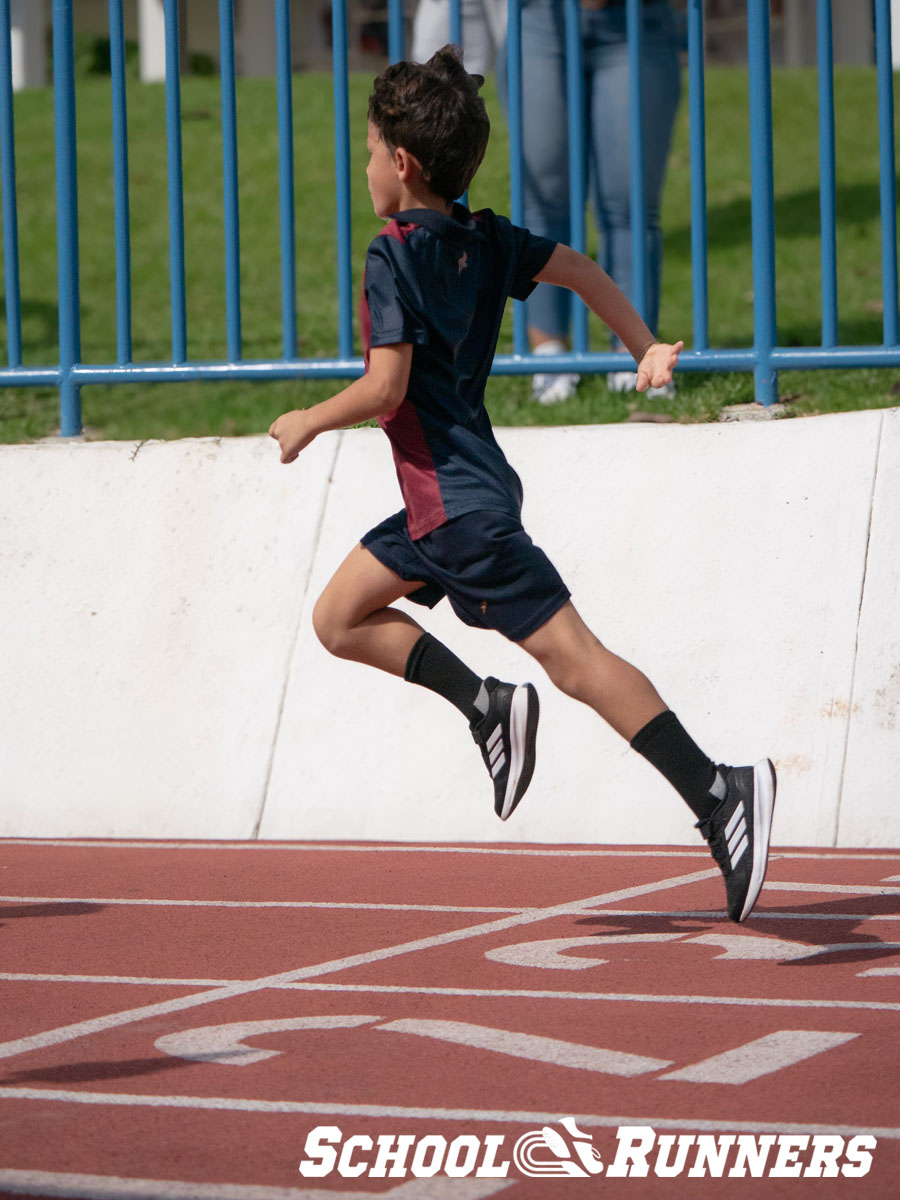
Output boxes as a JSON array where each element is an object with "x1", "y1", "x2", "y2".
[
  {"x1": 269, "y1": 343, "x2": 412, "y2": 463},
  {"x1": 535, "y1": 244, "x2": 683, "y2": 391}
]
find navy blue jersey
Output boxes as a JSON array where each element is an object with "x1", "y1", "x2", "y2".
[{"x1": 360, "y1": 205, "x2": 556, "y2": 539}]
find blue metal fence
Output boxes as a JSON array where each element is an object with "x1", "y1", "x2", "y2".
[{"x1": 0, "y1": 0, "x2": 898, "y2": 437}]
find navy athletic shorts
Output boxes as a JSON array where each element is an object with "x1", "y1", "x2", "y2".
[{"x1": 360, "y1": 508, "x2": 571, "y2": 643}]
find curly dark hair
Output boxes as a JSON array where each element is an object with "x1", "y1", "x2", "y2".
[{"x1": 368, "y1": 45, "x2": 491, "y2": 203}]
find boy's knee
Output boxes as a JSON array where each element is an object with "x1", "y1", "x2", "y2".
[
  {"x1": 543, "y1": 656, "x2": 585, "y2": 700},
  {"x1": 312, "y1": 595, "x2": 348, "y2": 658},
  {"x1": 528, "y1": 635, "x2": 605, "y2": 700}
]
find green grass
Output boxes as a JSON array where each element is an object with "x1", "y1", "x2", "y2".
[{"x1": 1, "y1": 66, "x2": 898, "y2": 443}]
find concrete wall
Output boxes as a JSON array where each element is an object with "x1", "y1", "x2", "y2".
[{"x1": 2, "y1": 408, "x2": 898, "y2": 847}]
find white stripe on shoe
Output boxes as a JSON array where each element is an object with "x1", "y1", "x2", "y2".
[
  {"x1": 727, "y1": 810, "x2": 748, "y2": 866},
  {"x1": 499, "y1": 685, "x2": 532, "y2": 820},
  {"x1": 738, "y1": 759, "x2": 777, "y2": 922}
]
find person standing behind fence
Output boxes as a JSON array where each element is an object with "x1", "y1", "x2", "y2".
[
  {"x1": 501, "y1": 0, "x2": 682, "y2": 404},
  {"x1": 412, "y1": 0, "x2": 508, "y2": 74}
]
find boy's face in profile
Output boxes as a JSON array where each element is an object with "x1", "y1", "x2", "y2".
[{"x1": 366, "y1": 122, "x2": 402, "y2": 219}]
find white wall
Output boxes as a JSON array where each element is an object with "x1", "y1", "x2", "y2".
[{"x1": 2, "y1": 409, "x2": 898, "y2": 848}]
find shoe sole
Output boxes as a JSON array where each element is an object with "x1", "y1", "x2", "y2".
[
  {"x1": 498, "y1": 683, "x2": 539, "y2": 821},
  {"x1": 738, "y1": 758, "x2": 777, "y2": 922}
]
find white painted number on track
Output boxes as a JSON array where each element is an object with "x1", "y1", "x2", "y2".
[
  {"x1": 156, "y1": 1015, "x2": 857, "y2": 1086},
  {"x1": 376, "y1": 1018, "x2": 672, "y2": 1077},
  {"x1": 485, "y1": 933, "x2": 684, "y2": 970},
  {"x1": 156, "y1": 1015, "x2": 670, "y2": 1077},
  {"x1": 486, "y1": 931, "x2": 900, "y2": 968},
  {"x1": 155, "y1": 1015, "x2": 381, "y2": 1065},
  {"x1": 659, "y1": 1030, "x2": 859, "y2": 1085}
]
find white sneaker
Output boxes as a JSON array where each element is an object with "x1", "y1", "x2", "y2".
[
  {"x1": 607, "y1": 368, "x2": 674, "y2": 400},
  {"x1": 534, "y1": 373, "x2": 580, "y2": 405},
  {"x1": 531, "y1": 339, "x2": 579, "y2": 406}
]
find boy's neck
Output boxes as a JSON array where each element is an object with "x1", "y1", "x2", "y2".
[{"x1": 395, "y1": 181, "x2": 454, "y2": 217}]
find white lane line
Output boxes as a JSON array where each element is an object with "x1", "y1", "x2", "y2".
[
  {"x1": 0, "y1": 1090, "x2": 897, "y2": 1140},
  {"x1": 0, "y1": 840, "x2": 708, "y2": 857},
  {"x1": 2, "y1": 974, "x2": 899, "y2": 1011},
  {"x1": 0, "y1": 1170, "x2": 510, "y2": 1200},
  {"x1": 0, "y1": 895, "x2": 521, "y2": 914},
  {"x1": 5, "y1": 892, "x2": 898, "y2": 916},
  {"x1": 0, "y1": 868, "x2": 719, "y2": 1063},
  {"x1": 659, "y1": 1031, "x2": 859, "y2": 1085},
  {"x1": 858, "y1": 967, "x2": 900, "y2": 977},
  {"x1": 0, "y1": 974, "x2": 237, "y2": 987},
  {"x1": 2, "y1": 838, "x2": 898, "y2": 861}
]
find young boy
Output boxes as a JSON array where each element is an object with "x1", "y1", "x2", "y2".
[{"x1": 270, "y1": 47, "x2": 776, "y2": 923}]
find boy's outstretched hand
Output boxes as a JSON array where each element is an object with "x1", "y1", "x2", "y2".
[
  {"x1": 636, "y1": 340, "x2": 684, "y2": 393},
  {"x1": 269, "y1": 409, "x2": 315, "y2": 464}
]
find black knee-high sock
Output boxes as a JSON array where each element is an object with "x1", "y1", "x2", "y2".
[
  {"x1": 630, "y1": 710, "x2": 723, "y2": 820},
  {"x1": 404, "y1": 632, "x2": 486, "y2": 723}
]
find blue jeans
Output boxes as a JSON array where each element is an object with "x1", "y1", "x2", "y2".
[{"x1": 499, "y1": 0, "x2": 682, "y2": 343}]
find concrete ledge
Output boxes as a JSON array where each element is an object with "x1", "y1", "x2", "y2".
[{"x1": 2, "y1": 410, "x2": 898, "y2": 846}]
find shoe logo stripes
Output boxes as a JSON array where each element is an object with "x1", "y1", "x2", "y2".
[
  {"x1": 486, "y1": 725, "x2": 506, "y2": 779},
  {"x1": 725, "y1": 803, "x2": 749, "y2": 870}
]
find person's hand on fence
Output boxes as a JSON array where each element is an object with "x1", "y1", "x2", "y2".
[
  {"x1": 269, "y1": 409, "x2": 316, "y2": 463},
  {"x1": 636, "y1": 340, "x2": 684, "y2": 393}
]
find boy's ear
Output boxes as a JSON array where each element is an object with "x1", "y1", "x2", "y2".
[{"x1": 393, "y1": 145, "x2": 423, "y2": 183}]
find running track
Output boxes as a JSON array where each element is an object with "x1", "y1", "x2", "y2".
[{"x1": 0, "y1": 839, "x2": 898, "y2": 1198}]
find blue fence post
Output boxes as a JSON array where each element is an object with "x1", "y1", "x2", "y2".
[
  {"x1": 52, "y1": 0, "x2": 82, "y2": 437},
  {"x1": 218, "y1": 0, "x2": 242, "y2": 362},
  {"x1": 0, "y1": 0, "x2": 21, "y2": 370},
  {"x1": 747, "y1": 0, "x2": 778, "y2": 406},
  {"x1": 109, "y1": 0, "x2": 132, "y2": 366},
  {"x1": 331, "y1": 0, "x2": 354, "y2": 360},
  {"x1": 276, "y1": 0, "x2": 297, "y2": 360},
  {"x1": 388, "y1": 0, "x2": 405, "y2": 63},
  {"x1": 164, "y1": 0, "x2": 187, "y2": 364},
  {"x1": 687, "y1": 0, "x2": 709, "y2": 352},
  {"x1": 449, "y1": 0, "x2": 462, "y2": 48},
  {"x1": 874, "y1": 0, "x2": 899, "y2": 347},
  {"x1": 565, "y1": 0, "x2": 588, "y2": 353},
  {"x1": 626, "y1": 0, "x2": 648, "y2": 323},
  {"x1": 505, "y1": 0, "x2": 527, "y2": 357},
  {"x1": 816, "y1": 0, "x2": 837, "y2": 349}
]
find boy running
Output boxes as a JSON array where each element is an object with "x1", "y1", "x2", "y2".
[{"x1": 269, "y1": 47, "x2": 775, "y2": 923}]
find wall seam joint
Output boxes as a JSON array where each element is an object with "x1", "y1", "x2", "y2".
[
  {"x1": 252, "y1": 430, "x2": 345, "y2": 839},
  {"x1": 833, "y1": 411, "x2": 885, "y2": 847}
]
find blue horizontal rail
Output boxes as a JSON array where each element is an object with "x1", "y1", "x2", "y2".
[
  {"x1": 2, "y1": 342, "x2": 896, "y2": 392},
  {"x1": 0, "y1": 0, "x2": 898, "y2": 438}
]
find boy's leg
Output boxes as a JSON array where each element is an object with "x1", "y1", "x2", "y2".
[
  {"x1": 314, "y1": 542, "x2": 537, "y2": 820},
  {"x1": 517, "y1": 599, "x2": 670, "y2": 742},
  {"x1": 519, "y1": 600, "x2": 776, "y2": 923},
  {"x1": 312, "y1": 543, "x2": 428, "y2": 677},
  {"x1": 314, "y1": 543, "x2": 486, "y2": 719},
  {"x1": 518, "y1": 600, "x2": 717, "y2": 813}
]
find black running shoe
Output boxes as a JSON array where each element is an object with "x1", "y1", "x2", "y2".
[
  {"x1": 470, "y1": 677, "x2": 539, "y2": 820},
  {"x1": 696, "y1": 759, "x2": 777, "y2": 923}
]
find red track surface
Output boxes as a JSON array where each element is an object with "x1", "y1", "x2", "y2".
[{"x1": 0, "y1": 839, "x2": 898, "y2": 1199}]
